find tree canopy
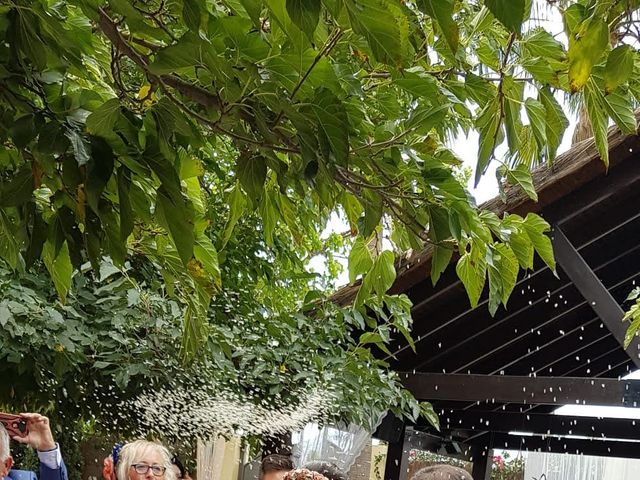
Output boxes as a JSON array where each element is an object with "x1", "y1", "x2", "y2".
[{"x1": 2, "y1": 0, "x2": 640, "y2": 433}]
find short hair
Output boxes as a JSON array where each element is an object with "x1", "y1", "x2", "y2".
[
  {"x1": 116, "y1": 440, "x2": 176, "y2": 480},
  {"x1": 0, "y1": 424, "x2": 9, "y2": 461},
  {"x1": 303, "y1": 461, "x2": 346, "y2": 480},
  {"x1": 410, "y1": 465, "x2": 473, "y2": 480},
  {"x1": 261, "y1": 454, "x2": 294, "y2": 474},
  {"x1": 283, "y1": 469, "x2": 329, "y2": 480}
]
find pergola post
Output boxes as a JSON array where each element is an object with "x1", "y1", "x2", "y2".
[
  {"x1": 471, "y1": 438, "x2": 493, "y2": 480},
  {"x1": 383, "y1": 423, "x2": 408, "y2": 480}
]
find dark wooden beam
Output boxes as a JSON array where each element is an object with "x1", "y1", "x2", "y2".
[
  {"x1": 400, "y1": 373, "x2": 640, "y2": 407},
  {"x1": 490, "y1": 433, "x2": 640, "y2": 459},
  {"x1": 438, "y1": 411, "x2": 640, "y2": 440},
  {"x1": 471, "y1": 440, "x2": 492, "y2": 480},
  {"x1": 552, "y1": 226, "x2": 640, "y2": 367}
]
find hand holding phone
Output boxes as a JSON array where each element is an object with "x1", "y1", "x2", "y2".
[{"x1": 0, "y1": 413, "x2": 29, "y2": 438}]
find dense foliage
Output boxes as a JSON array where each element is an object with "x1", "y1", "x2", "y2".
[{"x1": 2, "y1": 0, "x2": 640, "y2": 435}]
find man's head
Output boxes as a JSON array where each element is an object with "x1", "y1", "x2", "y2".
[
  {"x1": 302, "y1": 461, "x2": 346, "y2": 480},
  {"x1": 410, "y1": 465, "x2": 472, "y2": 480},
  {"x1": 260, "y1": 454, "x2": 294, "y2": 480},
  {"x1": 0, "y1": 424, "x2": 14, "y2": 478}
]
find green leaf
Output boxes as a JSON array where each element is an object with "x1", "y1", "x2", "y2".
[
  {"x1": 420, "y1": 402, "x2": 440, "y2": 431},
  {"x1": 222, "y1": 184, "x2": 247, "y2": 248},
  {"x1": 604, "y1": 90, "x2": 637, "y2": 135},
  {"x1": 505, "y1": 163, "x2": 537, "y2": 202},
  {"x1": 286, "y1": 0, "x2": 320, "y2": 42},
  {"x1": 311, "y1": 88, "x2": 350, "y2": 164},
  {"x1": 0, "y1": 166, "x2": 33, "y2": 207},
  {"x1": 368, "y1": 250, "x2": 396, "y2": 296},
  {"x1": 539, "y1": 88, "x2": 568, "y2": 162},
  {"x1": 584, "y1": 78, "x2": 610, "y2": 168},
  {"x1": 360, "y1": 190, "x2": 383, "y2": 238},
  {"x1": 116, "y1": 168, "x2": 134, "y2": 242},
  {"x1": 524, "y1": 97, "x2": 546, "y2": 153},
  {"x1": 193, "y1": 234, "x2": 222, "y2": 289},
  {"x1": 475, "y1": 95, "x2": 501, "y2": 186},
  {"x1": 348, "y1": 236, "x2": 374, "y2": 284},
  {"x1": 85, "y1": 137, "x2": 115, "y2": 214},
  {"x1": 183, "y1": 0, "x2": 203, "y2": 31},
  {"x1": 42, "y1": 239, "x2": 73, "y2": 304},
  {"x1": 66, "y1": 130, "x2": 90, "y2": 166},
  {"x1": 567, "y1": 19, "x2": 609, "y2": 92},
  {"x1": 344, "y1": 0, "x2": 409, "y2": 66},
  {"x1": 522, "y1": 28, "x2": 565, "y2": 61},
  {"x1": 493, "y1": 243, "x2": 519, "y2": 306},
  {"x1": 484, "y1": 0, "x2": 526, "y2": 33},
  {"x1": 86, "y1": 98, "x2": 122, "y2": 138},
  {"x1": 604, "y1": 45, "x2": 634, "y2": 94},
  {"x1": 418, "y1": 0, "x2": 459, "y2": 53},
  {"x1": 522, "y1": 213, "x2": 555, "y2": 272},
  {"x1": 236, "y1": 153, "x2": 267, "y2": 204},
  {"x1": 456, "y1": 250, "x2": 486, "y2": 308},
  {"x1": 155, "y1": 186, "x2": 195, "y2": 265},
  {"x1": 0, "y1": 209, "x2": 20, "y2": 269},
  {"x1": 431, "y1": 245, "x2": 453, "y2": 286}
]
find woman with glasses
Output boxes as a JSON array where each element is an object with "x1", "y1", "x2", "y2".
[{"x1": 115, "y1": 441, "x2": 176, "y2": 480}]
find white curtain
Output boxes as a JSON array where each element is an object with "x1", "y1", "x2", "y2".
[
  {"x1": 292, "y1": 423, "x2": 372, "y2": 472},
  {"x1": 524, "y1": 451, "x2": 640, "y2": 480}
]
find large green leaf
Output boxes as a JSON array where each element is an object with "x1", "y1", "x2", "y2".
[
  {"x1": 344, "y1": 0, "x2": 409, "y2": 66},
  {"x1": 584, "y1": 79, "x2": 610, "y2": 168},
  {"x1": 0, "y1": 209, "x2": 20, "y2": 269},
  {"x1": 42, "y1": 238, "x2": 73, "y2": 304},
  {"x1": 522, "y1": 213, "x2": 555, "y2": 272},
  {"x1": 505, "y1": 163, "x2": 537, "y2": 201},
  {"x1": 86, "y1": 98, "x2": 122, "y2": 138},
  {"x1": 0, "y1": 166, "x2": 33, "y2": 207},
  {"x1": 183, "y1": 0, "x2": 204, "y2": 31},
  {"x1": 539, "y1": 88, "x2": 568, "y2": 162},
  {"x1": 155, "y1": 186, "x2": 195, "y2": 265},
  {"x1": 522, "y1": 29, "x2": 565, "y2": 61},
  {"x1": 431, "y1": 244, "x2": 453, "y2": 286},
  {"x1": 221, "y1": 184, "x2": 247, "y2": 248},
  {"x1": 567, "y1": 19, "x2": 609, "y2": 92},
  {"x1": 311, "y1": 88, "x2": 350, "y2": 164},
  {"x1": 418, "y1": 0, "x2": 459, "y2": 53},
  {"x1": 604, "y1": 90, "x2": 637, "y2": 135},
  {"x1": 475, "y1": 95, "x2": 501, "y2": 186},
  {"x1": 348, "y1": 236, "x2": 374, "y2": 284},
  {"x1": 604, "y1": 45, "x2": 634, "y2": 94},
  {"x1": 524, "y1": 97, "x2": 546, "y2": 152},
  {"x1": 236, "y1": 153, "x2": 268, "y2": 204},
  {"x1": 456, "y1": 250, "x2": 486, "y2": 308},
  {"x1": 484, "y1": 0, "x2": 526, "y2": 33},
  {"x1": 368, "y1": 250, "x2": 396, "y2": 296},
  {"x1": 286, "y1": 0, "x2": 320, "y2": 42},
  {"x1": 85, "y1": 137, "x2": 115, "y2": 214}
]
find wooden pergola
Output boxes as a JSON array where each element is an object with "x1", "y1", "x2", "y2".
[{"x1": 334, "y1": 122, "x2": 640, "y2": 479}]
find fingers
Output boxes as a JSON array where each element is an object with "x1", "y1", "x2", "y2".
[
  {"x1": 19, "y1": 413, "x2": 49, "y2": 423},
  {"x1": 11, "y1": 435, "x2": 30, "y2": 444}
]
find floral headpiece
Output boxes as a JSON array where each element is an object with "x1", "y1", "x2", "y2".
[{"x1": 284, "y1": 469, "x2": 329, "y2": 480}]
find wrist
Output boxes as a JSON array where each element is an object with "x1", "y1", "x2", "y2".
[{"x1": 37, "y1": 441, "x2": 57, "y2": 452}]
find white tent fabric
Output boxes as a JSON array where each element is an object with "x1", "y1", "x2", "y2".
[
  {"x1": 292, "y1": 423, "x2": 371, "y2": 472},
  {"x1": 523, "y1": 451, "x2": 640, "y2": 480}
]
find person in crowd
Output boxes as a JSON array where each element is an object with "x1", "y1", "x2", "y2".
[
  {"x1": 0, "y1": 413, "x2": 68, "y2": 480},
  {"x1": 260, "y1": 454, "x2": 294, "y2": 480},
  {"x1": 410, "y1": 465, "x2": 473, "y2": 480},
  {"x1": 114, "y1": 440, "x2": 176, "y2": 480},
  {"x1": 283, "y1": 469, "x2": 329, "y2": 480},
  {"x1": 302, "y1": 461, "x2": 346, "y2": 480}
]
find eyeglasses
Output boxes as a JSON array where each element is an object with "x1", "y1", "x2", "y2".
[{"x1": 130, "y1": 464, "x2": 167, "y2": 476}]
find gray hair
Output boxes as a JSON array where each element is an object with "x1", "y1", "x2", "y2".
[
  {"x1": 0, "y1": 423, "x2": 10, "y2": 461},
  {"x1": 116, "y1": 440, "x2": 176, "y2": 480}
]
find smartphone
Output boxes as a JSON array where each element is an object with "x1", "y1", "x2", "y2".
[{"x1": 0, "y1": 413, "x2": 28, "y2": 438}]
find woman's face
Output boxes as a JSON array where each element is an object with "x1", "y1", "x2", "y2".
[{"x1": 127, "y1": 449, "x2": 166, "y2": 480}]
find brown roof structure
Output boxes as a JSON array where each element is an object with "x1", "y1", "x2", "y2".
[{"x1": 355, "y1": 121, "x2": 640, "y2": 480}]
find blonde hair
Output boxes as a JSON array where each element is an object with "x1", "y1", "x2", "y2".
[
  {"x1": 0, "y1": 424, "x2": 9, "y2": 461},
  {"x1": 116, "y1": 440, "x2": 176, "y2": 480}
]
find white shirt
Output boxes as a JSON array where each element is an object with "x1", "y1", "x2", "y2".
[{"x1": 37, "y1": 444, "x2": 61, "y2": 470}]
